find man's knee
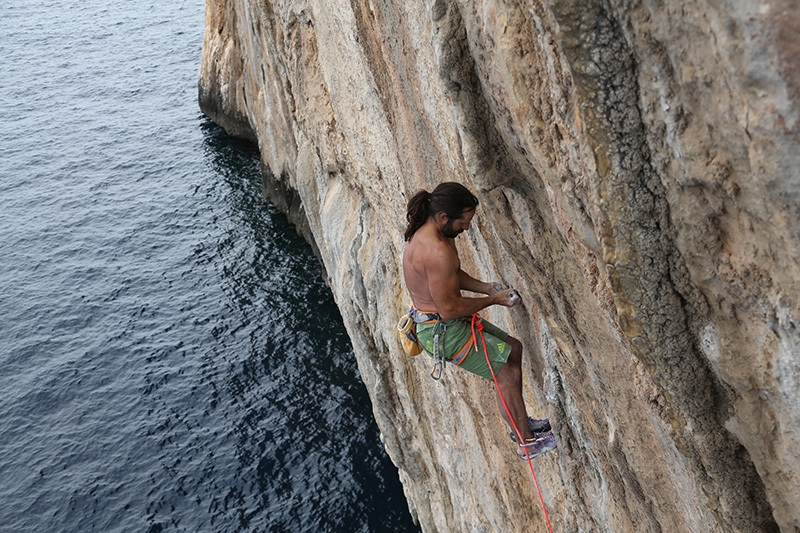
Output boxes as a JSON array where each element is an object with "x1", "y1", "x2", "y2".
[
  {"x1": 498, "y1": 339, "x2": 523, "y2": 381},
  {"x1": 507, "y1": 336, "x2": 523, "y2": 364}
]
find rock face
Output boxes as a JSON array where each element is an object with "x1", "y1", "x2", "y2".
[{"x1": 199, "y1": 0, "x2": 799, "y2": 531}]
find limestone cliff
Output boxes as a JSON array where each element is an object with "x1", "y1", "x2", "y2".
[{"x1": 198, "y1": 0, "x2": 799, "y2": 531}]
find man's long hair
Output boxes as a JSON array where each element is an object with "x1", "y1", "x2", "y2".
[{"x1": 404, "y1": 182, "x2": 479, "y2": 241}]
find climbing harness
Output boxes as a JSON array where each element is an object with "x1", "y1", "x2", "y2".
[{"x1": 470, "y1": 313, "x2": 554, "y2": 533}]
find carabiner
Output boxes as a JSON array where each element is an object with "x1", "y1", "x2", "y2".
[{"x1": 431, "y1": 361, "x2": 443, "y2": 380}]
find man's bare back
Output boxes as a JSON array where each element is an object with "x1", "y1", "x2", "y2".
[{"x1": 403, "y1": 217, "x2": 459, "y2": 312}]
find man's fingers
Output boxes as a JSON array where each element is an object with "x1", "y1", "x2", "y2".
[
  {"x1": 490, "y1": 282, "x2": 509, "y2": 295},
  {"x1": 497, "y1": 288, "x2": 520, "y2": 307}
]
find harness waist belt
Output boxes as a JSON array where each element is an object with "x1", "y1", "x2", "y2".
[{"x1": 411, "y1": 310, "x2": 441, "y2": 323}]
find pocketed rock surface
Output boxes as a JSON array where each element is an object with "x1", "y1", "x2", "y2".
[{"x1": 199, "y1": 1, "x2": 799, "y2": 531}]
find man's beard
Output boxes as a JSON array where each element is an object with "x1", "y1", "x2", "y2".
[{"x1": 442, "y1": 219, "x2": 463, "y2": 238}]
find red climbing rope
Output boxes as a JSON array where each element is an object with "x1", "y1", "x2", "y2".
[{"x1": 470, "y1": 313, "x2": 554, "y2": 533}]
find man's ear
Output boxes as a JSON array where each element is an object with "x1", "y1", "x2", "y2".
[{"x1": 433, "y1": 211, "x2": 449, "y2": 226}]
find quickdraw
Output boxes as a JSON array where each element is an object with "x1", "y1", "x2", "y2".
[
  {"x1": 410, "y1": 309, "x2": 451, "y2": 380},
  {"x1": 431, "y1": 319, "x2": 446, "y2": 380}
]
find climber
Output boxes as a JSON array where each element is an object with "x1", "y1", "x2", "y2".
[{"x1": 402, "y1": 182, "x2": 556, "y2": 459}]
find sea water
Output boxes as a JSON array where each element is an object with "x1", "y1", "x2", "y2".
[{"x1": 0, "y1": 1, "x2": 417, "y2": 531}]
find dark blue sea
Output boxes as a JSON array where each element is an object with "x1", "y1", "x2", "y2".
[{"x1": 0, "y1": 1, "x2": 418, "y2": 531}]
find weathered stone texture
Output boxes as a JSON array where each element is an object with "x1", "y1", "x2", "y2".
[{"x1": 199, "y1": 0, "x2": 799, "y2": 531}]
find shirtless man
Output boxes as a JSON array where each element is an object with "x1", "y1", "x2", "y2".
[{"x1": 402, "y1": 182, "x2": 556, "y2": 459}]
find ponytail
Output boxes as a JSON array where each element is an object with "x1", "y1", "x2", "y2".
[
  {"x1": 404, "y1": 190, "x2": 431, "y2": 242},
  {"x1": 404, "y1": 182, "x2": 478, "y2": 241}
]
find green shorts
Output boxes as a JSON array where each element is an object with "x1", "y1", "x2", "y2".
[{"x1": 416, "y1": 315, "x2": 511, "y2": 380}]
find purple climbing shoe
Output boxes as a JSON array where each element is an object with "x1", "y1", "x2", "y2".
[
  {"x1": 508, "y1": 417, "x2": 551, "y2": 442},
  {"x1": 518, "y1": 433, "x2": 558, "y2": 460}
]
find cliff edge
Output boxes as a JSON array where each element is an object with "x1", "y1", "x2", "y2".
[{"x1": 199, "y1": 0, "x2": 799, "y2": 531}]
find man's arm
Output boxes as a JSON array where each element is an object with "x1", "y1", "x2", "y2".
[
  {"x1": 458, "y1": 269, "x2": 489, "y2": 294},
  {"x1": 458, "y1": 269, "x2": 500, "y2": 295},
  {"x1": 427, "y1": 248, "x2": 518, "y2": 320}
]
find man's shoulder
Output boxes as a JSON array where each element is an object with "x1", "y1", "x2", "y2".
[{"x1": 410, "y1": 236, "x2": 458, "y2": 275}]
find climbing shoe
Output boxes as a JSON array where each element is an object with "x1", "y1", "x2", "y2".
[
  {"x1": 518, "y1": 433, "x2": 557, "y2": 460},
  {"x1": 507, "y1": 417, "x2": 551, "y2": 442}
]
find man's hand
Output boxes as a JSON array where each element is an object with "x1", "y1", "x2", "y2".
[
  {"x1": 495, "y1": 288, "x2": 521, "y2": 307},
  {"x1": 490, "y1": 283, "x2": 521, "y2": 307}
]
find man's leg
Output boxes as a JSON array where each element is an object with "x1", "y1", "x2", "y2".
[{"x1": 493, "y1": 336, "x2": 535, "y2": 444}]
